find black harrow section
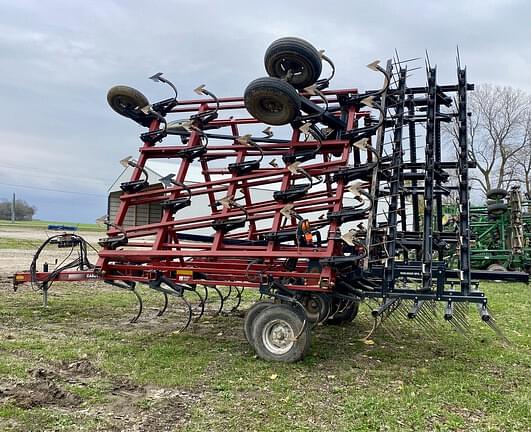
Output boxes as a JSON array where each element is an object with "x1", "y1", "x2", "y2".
[{"x1": 13, "y1": 38, "x2": 529, "y2": 362}]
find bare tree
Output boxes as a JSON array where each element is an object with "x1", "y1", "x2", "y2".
[
  {"x1": 511, "y1": 110, "x2": 531, "y2": 197},
  {"x1": 462, "y1": 84, "x2": 530, "y2": 196}
]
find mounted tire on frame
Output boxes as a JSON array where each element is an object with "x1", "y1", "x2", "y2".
[{"x1": 13, "y1": 37, "x2": 528, "y2": 362}]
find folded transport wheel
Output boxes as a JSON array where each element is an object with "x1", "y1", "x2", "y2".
[
  {"x1": 327, "y1": 300, "x2": 360, "y2": 325},
  {"x1": 107, "y1": 85, "x2": 151, "y2": 124},
  {"x1": 486, "y1": 188, "x2": 508, "y2": 200},
  {"x1": 243, "y1": 300, "x2": 273, "y2": 343},
  {"x1": 250, "y1": 304, "x2": 311, "y2": 363},
  {"x1": 264, "y1": 37, "x2": 322, "y2": 89},
  {"x1": 487, "y1": 202, "x2": 507, "y2": 216},
  {"x1": 244, "y1": 77, "x2": 301, "y2": 126}
]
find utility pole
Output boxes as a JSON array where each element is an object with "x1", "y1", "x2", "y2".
[{"x1": 11, "y1": 193, "x2": 15, "y2": 223}]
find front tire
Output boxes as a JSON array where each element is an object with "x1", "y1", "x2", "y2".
[
  {"x1": 244, "y1": 301, "x2": 272, "y2": 343},
  {"x1": 250, "y1": 304, "x2": 311, "y2": 362}
]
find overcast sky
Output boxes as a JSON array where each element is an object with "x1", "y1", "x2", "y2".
[{"x1": 1, "y1": 0, "x2": 530, "y2": 222}]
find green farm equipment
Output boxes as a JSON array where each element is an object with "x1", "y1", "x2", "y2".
[{"x1": 445, "y1": 187, "x2": 531, "y2": 272}]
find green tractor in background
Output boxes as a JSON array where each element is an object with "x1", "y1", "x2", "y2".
[{"x1": 444, "y1": 186, "x2": 531, "y2": 272}]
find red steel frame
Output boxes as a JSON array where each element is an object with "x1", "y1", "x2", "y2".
[{"x1": 17, "y1": 88, "x2": 371, "y2": 294}]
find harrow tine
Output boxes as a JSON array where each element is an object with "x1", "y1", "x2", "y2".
[
  {"x1": 202, "y1": 285, "x2": 224, "y2": 316},
  {"x1": 413, "y1": 311, "x2": 432, "y2": 332},
  {"x1": 448, "y1": 315, "x2": 470, "y2": 337},
  {"x1": 380, "y1": 313, "x2": 401, "y2": 339},
  {"x1": 129, "y1": 287, "x2": 144, "y2": 324},
  {"x1": 171, "y1": 295, "x2": 193, "y2": 333},
  {"x1": 477, "y1": 305, "x2": 510, "y2": 344},
  {"x1": 385, "y1": 301, "x2": 410, "y2": 334},
  {"x1": 222, "y1": 285, "x2": 232, "y2": 302},
  {"x1": 415, "y1": 307, "x2": 440, "y2": 334},
  {"x1": 157, "y1": 292, "x2": 169, "y2": 317},
  {"x1": 441, "y1": 302, "x2": 471, "y2": 336},
  {"x1": 371, "y1": 298, "x2": 400, "y2": 318},
  {"x1": 453, "y1": 304, "x2": 470, "y2": 331},
  {"x1": 231, "y1": 287, "x2": 244, "y2": 312},
  {"x1": 185, "y1": 288, "x2": 206, "y2": 321},
  {"x1": 104, "y1": 280, "x2": 144, "y2": 324}
]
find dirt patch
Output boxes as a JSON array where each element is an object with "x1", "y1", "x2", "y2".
[
  {"x1": 59, "y1": 359, "x2": 100, "y2": 378},
  {"x1": 105, "y1": 388, "x2": 201, "y2": 432},
  {"x1": 0, "y1": 376, "x2": 82, "y2": 409},
  {"x1": 135, "y1": 394, "x2": 195, "y2": 431}
]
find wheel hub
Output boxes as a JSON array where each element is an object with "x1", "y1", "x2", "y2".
[
  {"x1": 260, "y1": 97, "x2": 284, "y2": 113},
  {"x1": 262, "y1": 319, "x2": 295, "y2": 354}
]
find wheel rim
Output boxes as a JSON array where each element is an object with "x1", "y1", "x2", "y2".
[
  {"x1": 272, "y1": 56, "x2": 315, "y2": 87},
  {"x1": 259, "y1": 97, "x2": 285, "y2": 114},
  {"x1": 279, "y1": 58, "x2": 306, "y2": 77},
  {"x1": 262, "y1": 319, "x2": 295, "y2": 355},
  {"x1": 115, "y1": 96, "x2": 141, "y2": 112}
]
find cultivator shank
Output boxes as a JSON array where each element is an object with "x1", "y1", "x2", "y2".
[{"x1": 14, "y1": 38, "x2": 527, "y2": 362}]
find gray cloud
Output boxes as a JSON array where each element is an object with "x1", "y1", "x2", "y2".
[{"x1": 1, "y1": 0, "x2": 530, "y2": 221}]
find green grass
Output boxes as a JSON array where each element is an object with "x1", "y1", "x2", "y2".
[
  {"x1": 0, "y1": 281, "x2": 529, "y2": 431},
  {"x1": 0, "y1": 220, "x2": 103, "y2": 232},
  {"x1": 0, "y1": 237, "x2": 42, "y2": 250}
]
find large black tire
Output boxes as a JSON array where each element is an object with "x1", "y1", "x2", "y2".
[
  {"x1": 244, "y1": 77, "x2": 301, "y2": 125},
  {"x1": 264, "y1": 37, "x2": 322, "y2": 89},
  {"x1": 486, "y1": 188, "x2": 508, "y2": 200},
  {"x1": 243, "y1": 301, "x2": 272, "y2": 343},
  {"x1": 250, "y1": 304, "x2": 311, "y2": 363},
  {"x1": 327, "y1": 300, "x2": 359, "y2": 325},
  {"x1": 487, "y1": 202, "x2": 508, "y2": 216},
  {"x1": 304, "y1": 293, "x2": 330, "y2": 323},
  {"x1": 107, "y1": 85, "x2": 151, "y2": 124}
]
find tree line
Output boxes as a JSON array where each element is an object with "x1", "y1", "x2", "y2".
[
  {"x1": 0, "y1": 199, "x2": 36, "y2": 221},
  {"x1": 448, "y1": 84, "x2": 531, "y2": 199}
]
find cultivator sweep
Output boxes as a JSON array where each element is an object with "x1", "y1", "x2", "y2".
[{"x1": 14, "y1": 38, "x2": 528, "y2": 361}]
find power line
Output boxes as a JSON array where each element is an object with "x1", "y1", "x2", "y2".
[
  {"x1": 0, "y1": 164, "x2": 110, "y2": 183},
  {"x1": 0, "y1": 182, "x2": 104, "y2": 197}
]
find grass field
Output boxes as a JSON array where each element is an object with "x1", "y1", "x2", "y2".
[
  {"x1": 0, "y1": 279, "x2": 529, "y2": 432},
  {"x1": 0, "y1": 220, "x2": 102, "y2": 233},
  {"x1": 0, "y1": 238, "x2": 42, "y2": 250}
]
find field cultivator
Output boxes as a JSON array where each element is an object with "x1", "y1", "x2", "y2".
[{"x1": 13, "y1": 38, "x2": 528, "y2": 362}]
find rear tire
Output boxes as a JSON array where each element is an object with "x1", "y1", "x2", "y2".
[
  {"x1": 244, "y1": 77, "x2": 301, "y2": 125},
  {"x1": 303, "y1": 293, "x2": 330, "y2": 323},
  {"x1": 327, "y1": 300, "x2": 359, "y2": 325},
  {"x1": 250, "y1": 304, "x2": 311, "y2": 362},
  {"x1": 264, "y1": 37, "x2": 322, "y2": 89}
]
